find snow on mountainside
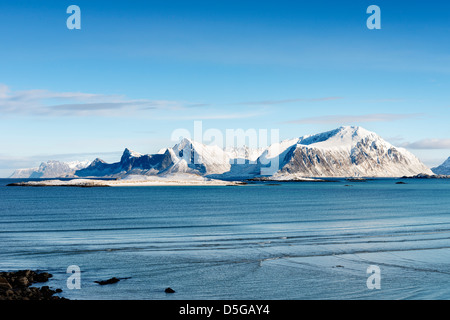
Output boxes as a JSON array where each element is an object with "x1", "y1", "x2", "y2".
[
  {"x1": 9, "y1": 160, "x2": 91, "y2": 178},
  {"x1": 170, "y1": 138, "x2": 231, "y2": 175},
  {"x1": 432, "y1": 157, "x2": 450, "y2": 175},
  {"x1": 9, "y1": 126, "x2": 433, "y2": 179},
  {"x1": 225, "y1": 145, "x2": 265, "y2": 163},
  {"x1": 8, "y1": 167, "x2": 39, "y2": 179},
  {"x1": 274, "y1": 126, "x2": 432, "y2": 178}
]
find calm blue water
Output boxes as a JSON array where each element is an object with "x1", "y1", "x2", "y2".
[{"x1": 0, "y1": 178, "x2": 449, "y2": 300}]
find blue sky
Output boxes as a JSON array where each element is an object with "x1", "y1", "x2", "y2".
[{"x1": 1, "y1": 0, "x2": 449, "y2": 176}]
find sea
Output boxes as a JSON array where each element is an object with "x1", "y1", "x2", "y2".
[{"x1": 0, "y1": 178, "x2": 449, "y2": 300}]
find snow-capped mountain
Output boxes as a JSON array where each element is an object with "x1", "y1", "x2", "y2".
[
  {"x1": 272, "y1": 126, "x2": 432, "y2": 178},
  {"x1": 432, "y1": 157, "x2": 450, "y2": 175},
  {"x1": 9, "y1": 160, "x2": 91, "y2": 178},
  {"x1": 75, "y1": 148, "x2": 174, "y2": 177},
  {"x1": 170, "y1": 138, "x2": 231, "y2": 175},
  {"x1": 9, "y1": 126, "x2": 433, "y2": 179}
]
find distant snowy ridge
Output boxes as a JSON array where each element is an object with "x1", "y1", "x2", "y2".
[
  {"x1": 9, "y1": 160, "x2": 91, "y2": 178},
  {"x1": 432, "y1": 157, "x2": 450, "y2": 175},
  {"x1": 10, "y1": 126, "x2": 433, "y2": 179}
]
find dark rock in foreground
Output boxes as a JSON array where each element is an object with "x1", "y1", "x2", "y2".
[{"x1": 0, "y1": 270, "x2": 66, "y2": 300}]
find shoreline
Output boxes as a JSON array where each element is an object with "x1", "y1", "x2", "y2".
[
  {"x1": 6, "y1": 178, "x2": 244, "y2": 187},
  {"x1": 4, "y1": 174, "x2": 449, "y2": 188},
  {"x1": 0, "y1": 270, "x2": 66, "y2": 300}
]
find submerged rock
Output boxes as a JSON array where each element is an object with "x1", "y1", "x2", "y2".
[
  {"x1": 164, "y1": 287, "x2": 175, "y2": 293},
  {"x1": 402, "y1": 173, "x2": 450, "y2": 179},
  {"x1": 94, "y1": 276, "x2": 131, "y2": 285},
  {"x1": 94, "y1": 277, "x2": 120, "y2": 285},
  {"x1": 346, "y1": 178, "x2": 366, "y2": 182}
]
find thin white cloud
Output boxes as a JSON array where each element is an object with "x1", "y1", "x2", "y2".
[
  {"x1": 0, "y1": 84, "x2": 185, "y2": 116},
  {"x1": 193, "y1": 112, "x2": 265, "y2": 120},
  {"x1": 160, "y1": 111, "x2": 267, "y2": 121},
  {"x1": 284, "y1": 113, "x2": 422, "y2": 124},
  {"x1": 359, "y1": 98, "x2": 405, "y2": 103},
  {"x1": 241, "y1": 97, "x2": 343, "y2": 106},
  {"x1": 401, "y1": 139, "x2": 450, "y2": 150}
]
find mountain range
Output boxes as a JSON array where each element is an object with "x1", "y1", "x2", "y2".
[{"x1": 10, "y1": 126, "x2": 438, "y2": 180}]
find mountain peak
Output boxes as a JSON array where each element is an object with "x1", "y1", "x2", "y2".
[
  {"x1": 173, "y1": 137, "x2": 195, "y2": 151},
  {"x1": 91, "y1": 158, "x2": 105, "y2": 165},
  {"x1": 122, "y1": 148, "x2": 142, "y2": 159},
  {"x1": 177, "y1": 137, "x2": 194, "y2": 145},
  {"x1": 337, "y1": 125, "x2": 373, "y2": 136},
  {"x1": 296, "y1": 126, "x2": 378, "y2": 149}
]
